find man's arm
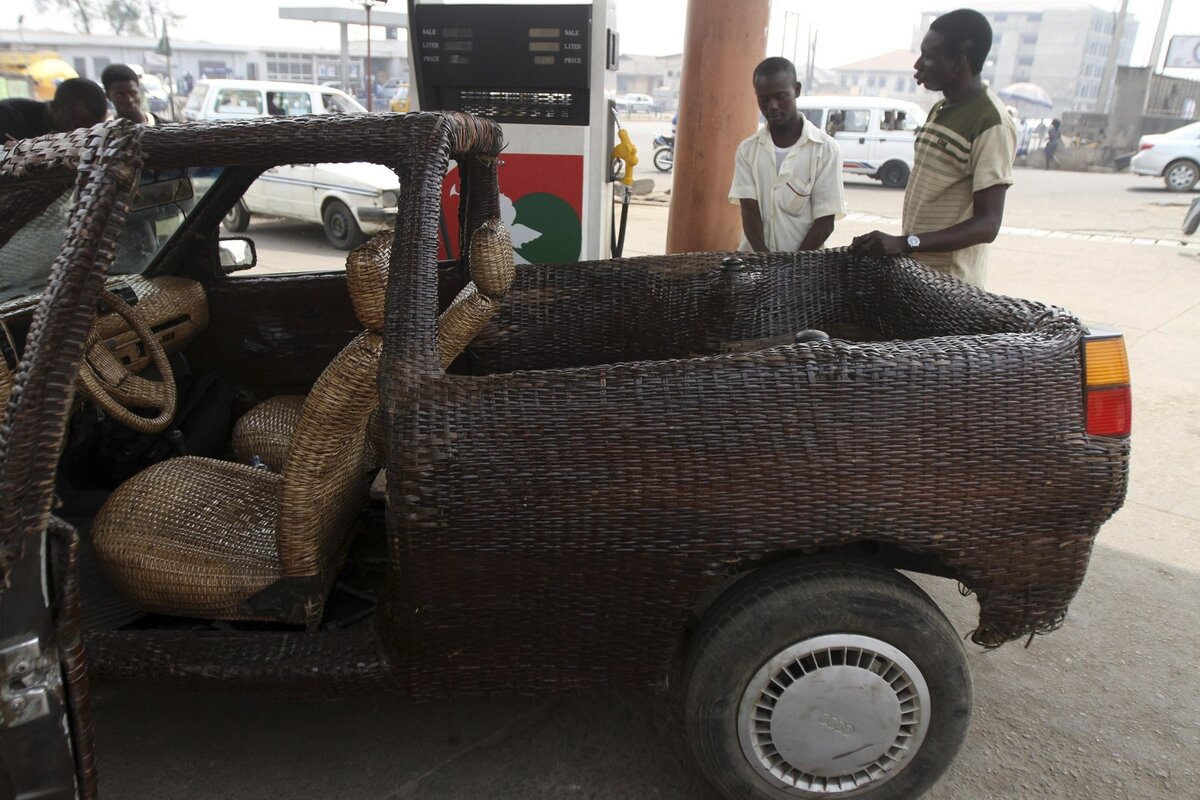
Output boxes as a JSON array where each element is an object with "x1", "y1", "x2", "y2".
[
  {"x1": 739, "y1": 199, "x2": 770, "y2": 252},
  {"x1": 849, "y1": 183, "x2": 1009, "y2": 257},
  {"x1": 798, "y1": 215, "x2": 835, "y2": 250}
]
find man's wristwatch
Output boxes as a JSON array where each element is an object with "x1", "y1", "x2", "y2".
[{"x1": 905, "y1": 234, "x2": 921, "y2": 254}]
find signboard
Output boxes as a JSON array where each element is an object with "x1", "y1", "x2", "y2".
[
  {"x1": 440, "y1": 153, "x2": 584, "y2": 264},
  {"x1": 1165, "y1": 36, "x2": 1200, "y2": 69}
]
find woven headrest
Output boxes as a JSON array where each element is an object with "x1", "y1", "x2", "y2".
[
  {"x1": 470, "y1": 220, "x2": 515, "y2": 298},
  {"x1": 346, "y1": 230, "x2": 393, "y2": 333}
]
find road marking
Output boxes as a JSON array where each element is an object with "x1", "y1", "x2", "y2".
[{"x1": 842, "y1": 212, "x2": 1196, "y2": 249}]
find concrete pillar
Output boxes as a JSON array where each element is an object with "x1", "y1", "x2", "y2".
[
  {"x1": 340, "y1": 22, "x2": 350, "y2": 91},
  {"x1": 666, "y1": 0, "x2": 769, "y2": 254}
]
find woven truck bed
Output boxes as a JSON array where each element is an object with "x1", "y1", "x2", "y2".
[{"x1": 383, "y1": 247, "x2": 1129, "y2": 694}]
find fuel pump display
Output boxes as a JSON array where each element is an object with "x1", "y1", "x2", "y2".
[{"x1": 408, "y1": 1, "x2": 619, "y2": 262}]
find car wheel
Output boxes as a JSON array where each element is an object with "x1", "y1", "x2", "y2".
[
  {"x1": 878, "y1": 161, "x2": 910, "y2": 189},
  {"x1": 1164, "y1": 160, "x2": 1199, "y2": 192},
  {"x1": 653, "y1": 147, "x2": 674, "y2": 173},
  {"x1": 223, "y1": 200, "x2": 250, "y2": 233},
  {"x1": 685, "y1": 558, "x2": 971, "y2": 800},
  {"x1": 322, "y1": 199, "x2": 366, "y2": 250}
]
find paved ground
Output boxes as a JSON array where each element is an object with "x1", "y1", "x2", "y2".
[{"x1": 94, "y1": 167, "x2": 1199, "y2": 798}]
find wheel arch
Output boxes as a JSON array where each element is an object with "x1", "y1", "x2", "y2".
[{"x1": 686, "y1": 541, "x2": 960, "y2": 635}]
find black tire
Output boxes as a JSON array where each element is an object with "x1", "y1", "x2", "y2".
[
  {"x1": 685, "y1": 558, "x2": 971, "y2": 800},
  {"x1": 222, "y1": 200, "x2": 250, "y2": 233},
  {"x1": 653, "y1": 147, "x2": 674, "y2": 173},
  {"x1": 322, "y1": 199, "x2": 366, "y2": 250},
  {"x1": 878, "y1": 161, "x2": 910, "y2": 189},
  {"x1": 1164, "y1": 159, "x2": 1199, "y2": 193}
]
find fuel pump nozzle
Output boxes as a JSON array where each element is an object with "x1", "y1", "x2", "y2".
[{"x1": 610, "y1": 126, "x2": 638, "y2": 258}]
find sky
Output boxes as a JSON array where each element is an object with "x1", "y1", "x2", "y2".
[{"x1": 7, "y1": 0, "x2": 1200, "y2": 75}]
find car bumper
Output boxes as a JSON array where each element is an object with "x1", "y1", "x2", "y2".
[
  {"x1": 357, "y1": 205, "x2": 397, "y2": 233},
  {"x1": 1130, "y1": 155, "x2": 1163, "y2": 177}
]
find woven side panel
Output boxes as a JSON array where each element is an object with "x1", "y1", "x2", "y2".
[
  {"x1": 90, "y1": 457, "x2": 283, "y2": 619},
  {"x1": 346, "y1": 230, "x2": 393, "y2": 334},
  {"x1": 278, "y1": 331, "x2": 382, "y2": 585},
  {"x1": 384, "y1": 252, "x2": 1128, "y2": 693},
  {"x1": 84, "y1": 626, "x2": 395, "y2": 694},
  {"x1": 231, "y1": 394, "x2": 306, "y2": 470}
]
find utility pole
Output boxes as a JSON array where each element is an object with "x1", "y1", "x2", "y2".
[
  {"x1": 1096, "y1": 0, "x2": 1129, "y2": 114},
  {"x1": 1147, "y1": 0, "x2": 1174, "y2": 74}
]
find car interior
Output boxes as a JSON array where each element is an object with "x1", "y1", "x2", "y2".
[{"x1": 0, "y1": 152, "x2": 514, "y2": 635}]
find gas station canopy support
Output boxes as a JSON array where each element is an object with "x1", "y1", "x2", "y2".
[{"x1": 279, "y1": 6, "x2": 410, "y2": 97}]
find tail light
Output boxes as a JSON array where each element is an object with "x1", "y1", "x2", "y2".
[
  {"x1": 1082, "y1": 328, "x2": 1131, "y2": 437},
  {"x1": 1138, "y1": 143, "x2": 1154, "y2": 151}
]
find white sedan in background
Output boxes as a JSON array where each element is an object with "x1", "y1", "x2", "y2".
[
  {"x1": 223, "y1": 162, "x2": 400, "y2": 249},
  {"x1": 1131, "y1": 120, "x2": 1200, "y2": 192}
]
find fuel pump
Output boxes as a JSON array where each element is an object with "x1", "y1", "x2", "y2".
[{"x1": 408, "y1": 0, "x2": 621, "y2": 263}]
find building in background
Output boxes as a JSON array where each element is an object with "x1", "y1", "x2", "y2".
[
  {"x1": 916, "y1": 2, "x2": 1138, "y2": 113},
  {"x1": 830, "y1": 50, "x2": 927, "y2": 108},
  {"x1": 0, "y1": 27, "x2": 407, "y2": 98}
]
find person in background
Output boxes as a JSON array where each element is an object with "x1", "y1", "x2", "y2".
[
  {"x1": 1044, "y1": 118, "x2": 1062, "y2": 169},
  {"x1": 0, "y1": 77, "x2": 108, "y2": 143},
  {"x1": 850, "y1": 8, "x2": 1016, "y2": 289},
  {"x1": 101, "y1": 64, "x2": 160, "y2": 126},
  {"x1": 729, "y1": 57, "x2": 846, "y2": 253}
]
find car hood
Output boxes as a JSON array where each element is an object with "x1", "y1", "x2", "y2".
[{"x1": 312, "y1": 162, "x2": 401, "y2": 191}]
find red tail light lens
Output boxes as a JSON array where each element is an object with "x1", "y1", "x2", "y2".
[
  {"x1": 1138, "y1": 143, "x2": 1154, "y2": 151},
  {"x1": 1086, "y1": 386, "x2": 1131, "y2": 437}
]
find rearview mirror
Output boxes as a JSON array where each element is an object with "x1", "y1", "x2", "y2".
[
  {"x1": 130, "y1": 175, "x2": 194, "y2": 212},
  {"x1": 218, "y1": 237, "x2": 257, "y2": 273}
]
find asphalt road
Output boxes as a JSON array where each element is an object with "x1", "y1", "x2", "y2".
[{"x1": 96, "y1": 166, "x2": 1199, "y2": 799}]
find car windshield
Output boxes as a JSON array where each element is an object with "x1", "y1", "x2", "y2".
[{"x1": 0, "y1": 166, "x2": 223, "y2": 303}]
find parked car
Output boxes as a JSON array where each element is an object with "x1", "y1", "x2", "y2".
[
  {"x1": 1131, "y1": 120, "x2": 1200, "y2": 192},
  {"x1": 615, "y1": 93, "x2": 656, "y2": 114},
  {"x1": 796, "y1": 96, "x2": 927, "y2": 188},
  {"x1": 0, "y1": 114, "x2": 1129, "y2": 800},
  {"x1": 182, "y1": 79, "x2": 365, "y2": 121},
  {"x1": 138, "y1": 73, "x2": 171, "y2": 115},
  {"x1": 181, "y1": 79, "x2": 393, "y2": 248},
  {"x1": 223, "y1": 160, "x2": 400, "y2": 249}
]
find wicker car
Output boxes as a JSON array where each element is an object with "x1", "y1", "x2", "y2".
[{"x1": 0, "y1": 114, "x2": 1130, "y2": 800}]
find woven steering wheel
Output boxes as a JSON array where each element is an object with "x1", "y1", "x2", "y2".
[{"x1": 77, "y1": 289, "x2": 177, "y2": 433}]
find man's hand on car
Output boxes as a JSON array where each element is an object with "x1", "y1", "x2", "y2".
[{"x1": 849, "y1": 230, "x2": 907, "y2": 257}]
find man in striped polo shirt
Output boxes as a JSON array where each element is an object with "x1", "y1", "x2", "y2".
[{"x1": 851, "y1": 8, "x2": 1016, "y2": 288}]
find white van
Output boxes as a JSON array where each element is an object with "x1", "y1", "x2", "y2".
[
  {"x1": 186, "y1": 81, "x2": 396, "y2": 249},
  {"x1": 795, "y1": 96, "x2": 927, "y2": 189},
  {"x1": 183, "y1": 79, "x2": 366, "y2": 121}
]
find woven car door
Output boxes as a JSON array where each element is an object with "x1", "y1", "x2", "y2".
[{"x1": 0, "y1": 121, "x2": 145, "y2": 800}]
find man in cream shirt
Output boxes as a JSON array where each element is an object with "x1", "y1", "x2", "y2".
[{"x1": 729, "y1": 57, "x2": 846, "y2": 252}]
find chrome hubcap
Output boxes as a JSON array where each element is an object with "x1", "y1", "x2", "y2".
[{"x1": 737, "y1": 634, "x2": 931, "y2": 797}]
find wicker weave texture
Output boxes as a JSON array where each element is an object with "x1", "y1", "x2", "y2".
[
  {"x1": 231, "y1": 394, "x2": 305, "y2": 470},
  {"x1": 278, "y1": 331, "x2": 381, "y2": 584},
  {"x1": 384, "y1": 250, "x2": 1129, "y2": 692},
  {"x1": 91, "y1": 457, "x2": 283, "y2": 619}
]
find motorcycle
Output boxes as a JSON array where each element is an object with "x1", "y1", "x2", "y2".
[{"x1": 652, "y1": 133, "x2": 674, "y2": 173}]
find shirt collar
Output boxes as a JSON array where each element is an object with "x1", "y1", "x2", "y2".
[{"x1": 756, "y1": 118, "x2": 822, "y2": 149}]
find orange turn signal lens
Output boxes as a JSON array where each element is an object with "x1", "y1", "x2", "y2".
[{"x1": 1085, "y1": 337, "x2": 1129, "y2": 387}]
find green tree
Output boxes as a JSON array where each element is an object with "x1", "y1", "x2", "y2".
[{"x1": 35, "y1": 0, "x2": 182, "y2": 37}]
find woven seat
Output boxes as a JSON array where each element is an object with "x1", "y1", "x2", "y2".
[
  {"x1": 232, "y1": 220, "x2": 515, "y2": 470},
  {"x1": 92, "y1": 220, "x2": 515, "y2": 625}
]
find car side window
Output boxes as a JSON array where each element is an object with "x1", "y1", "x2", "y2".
[
  {"x1": 878, "y1": 110, "x2": 916, "y2": 132},
  {"x1": 837, "y1": 110, "x2": 870, "y2": 134},
  {"x1": 322, "y1": 93, "x2": 349, "y2": 113},
  {"x1": 268, "y1": 91, "x2": 313, "y2": 116},
  {"x1": 222, "y1": 162, "x2": 399, "y2": 278},
  {"x1": 799, "y1": 108, "x2": 823, "y2": 127},
  {"x1": 215, "y1": 89, "x2": 263, "y2": 116}
]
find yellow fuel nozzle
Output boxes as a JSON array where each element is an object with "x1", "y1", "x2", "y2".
[{"x1": 612, "y1": 129, "x2": 638, "y2": 186}]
